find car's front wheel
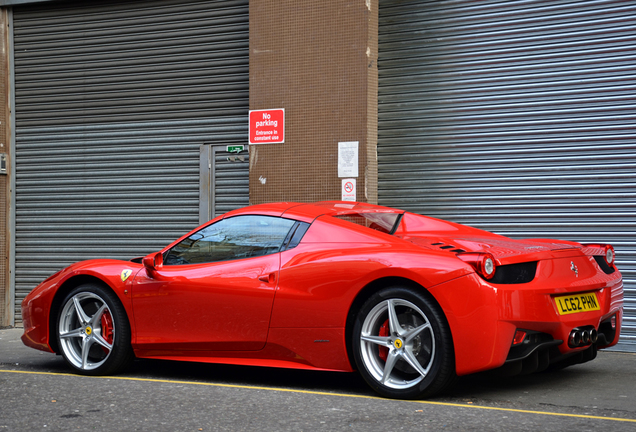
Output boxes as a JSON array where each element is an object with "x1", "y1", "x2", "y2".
[
  {"x1": 56, "y1": 283, "x2": 134, "y2": 375},
  {"x1": 352, "y1": 286, "x2": 456, "y2": 399}
]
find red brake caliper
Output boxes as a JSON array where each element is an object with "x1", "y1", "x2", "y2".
[
  {"x1": 101, "y1": 312, "x2": 114, "y2": 348},
  {"x1": 378, "y1": 319, "x2": 390, "y2": 361}
]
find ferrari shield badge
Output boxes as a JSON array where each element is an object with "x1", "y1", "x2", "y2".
[{"x1": 120, "y1": 269, "x2": 133, "y2": 282}]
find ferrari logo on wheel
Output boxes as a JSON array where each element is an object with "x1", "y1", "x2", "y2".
[
  {"x1": 120, "y1": 269, "x2": 133, "y2": 282},
  {"x1": 393, "y1": 339, "x2": 403, "y2": 349}
]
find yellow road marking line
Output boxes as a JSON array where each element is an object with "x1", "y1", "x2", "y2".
[{"x1": 1, "y1": 369, "x2": 635, "y2": 423}]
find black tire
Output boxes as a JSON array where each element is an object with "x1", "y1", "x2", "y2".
[
  {"x1": 56, "y1": 283, "x2": 134, "y2": 375},
  {"x1": 352, "y1": 286, "x2": 456, "y2": 399}
]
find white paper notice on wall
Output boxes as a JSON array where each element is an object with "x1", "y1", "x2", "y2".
[
  {"x1": 338, "y1": 141, "x2": 359, "y2": 178},
  {"x1": 342, "y1": 178, "x2": 357, "y2": 202}
]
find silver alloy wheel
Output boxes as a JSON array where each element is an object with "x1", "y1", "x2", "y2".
[
  {"x1": 359, "y1": 298, "x2": 435, "y2": 390},
  {"x1": 58, "y1": 291, "x2": 115, "y2": 371}
]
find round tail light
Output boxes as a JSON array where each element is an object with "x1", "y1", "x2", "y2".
[
  {"x1": 483, "y1": 256, "x2": 495, "y2": 278},
  {"x1": 605, "y1": 245, "x2": 615, "y2": 265},
  {"x1": 457, "y1": 252, "x2": 497, "y2": 280}
]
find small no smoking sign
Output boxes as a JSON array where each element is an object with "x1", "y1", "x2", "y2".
[{"x1": 342, "y1": 178, "x2": 356, "y2": 202}]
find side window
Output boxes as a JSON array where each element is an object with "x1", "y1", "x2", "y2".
[
  {"x1": 333, "y1": 212, "x2": 401, "y2": 234},
  {"x1": 164, "y1": 215, "x2": 296, "y2": 265}
]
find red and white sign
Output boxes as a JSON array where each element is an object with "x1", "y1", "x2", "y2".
[
  {"x1": 249, "y1": 109, "x2": 285, "y2": 144},
  {"x1": 342, "y1": 178, "x2": 357, "y2": 202}
]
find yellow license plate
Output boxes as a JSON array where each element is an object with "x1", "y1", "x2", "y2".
[{"x1": 554, "y1": 292, "x2": 600, "y2": 315}]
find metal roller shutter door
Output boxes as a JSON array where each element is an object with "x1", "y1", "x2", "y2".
[
  {"x1": 12, "y1": 0, "x2": 249, "y2": 321},
  {"x1": 378, "y1": 0, "x2": 636, "y2": 351}
]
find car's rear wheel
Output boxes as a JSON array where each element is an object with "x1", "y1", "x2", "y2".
[
  {"x1": 352, "y1": 286, "x2": 456, "y2": 399},
  {"x1": 57, "y1": 283, "x2": 134, "y2": 375}
]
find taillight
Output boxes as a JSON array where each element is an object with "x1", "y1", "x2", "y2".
[
  {"x1": 457, "y1": 252, "x2": 497, "y2": 280},
  {"x1": 605, "y1": 245, "x2": 615, "y2": 265}
]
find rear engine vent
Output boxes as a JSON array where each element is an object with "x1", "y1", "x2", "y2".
[
  {"x1": 490, "y1": 261, "x2": 538, "y2": 284},
  {"x1": 431, "y1": 243, "x2": 466, "y2": 254}
]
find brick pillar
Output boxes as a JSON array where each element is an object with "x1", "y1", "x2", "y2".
[{"x1": 249, "y1": 0, "x2": 378, "y2": 204}]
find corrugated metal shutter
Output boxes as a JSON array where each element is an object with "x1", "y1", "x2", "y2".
[
  {"x1": 12, "y1": 0, "x2": 249, "y2": 321},
  {"x1": 378, "y1": 0, "x2": 636, "y2": 351}
]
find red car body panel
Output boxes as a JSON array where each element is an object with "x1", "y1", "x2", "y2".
[
  {"x1": 21, "y1": 260, "x2": 138, "y2": 353},
  {"x1": 132, "y1": 252, "x2": 279, "y2": 351},
  {"x1": 21, "y1": 201, "x2": 624, "y2": 377}
]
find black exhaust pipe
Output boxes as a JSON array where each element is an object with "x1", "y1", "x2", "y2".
[
  {"x1": 569, "y1": 330, "x2": 582, "y2": 348},
  {"x1": 590, "y1": 328, "x2": 598, "y2": 344},
  {"x1": 581, "y1": 330, "x2": 591, "y2": 345},
  {"x1": 568, "y1": 326, "x2": 598, "y2": 348}
]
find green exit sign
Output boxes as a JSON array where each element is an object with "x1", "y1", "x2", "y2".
[{"x1": 227, "y1": 145, "x2": 245, "y2": 153}]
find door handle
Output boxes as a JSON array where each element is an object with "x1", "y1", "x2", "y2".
[{"x1": 258, "y1": 272, "x2": 276, "y2": 283}]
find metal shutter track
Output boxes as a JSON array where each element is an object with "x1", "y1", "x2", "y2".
[
  {"x1": 378, "y1": 0, "x2": 636, "y2": 351},
  {"x1": 12, "y1": 0, "x2": 249, "y2": 321}
]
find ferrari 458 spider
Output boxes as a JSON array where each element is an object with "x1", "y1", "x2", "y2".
[{"x1": 21, "y1": 201, "x2": 623, "y2": 399}]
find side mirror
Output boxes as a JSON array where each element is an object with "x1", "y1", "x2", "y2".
[{"x1": 142, "y1": 251, "x2": 164, "y2": 277}]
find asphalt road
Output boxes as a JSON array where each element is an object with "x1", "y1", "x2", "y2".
[{"x1": 1, "y1": 327, "x2": 635, "y2": 431}]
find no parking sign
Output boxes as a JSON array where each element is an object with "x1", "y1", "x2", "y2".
[{"x1": 249, "y1": 109, "x2": 285, "y2": 144}]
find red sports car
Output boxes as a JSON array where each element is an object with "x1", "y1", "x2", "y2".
[{"x1": 21, "y1": 201, "x2": 623, "y2": 399}]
